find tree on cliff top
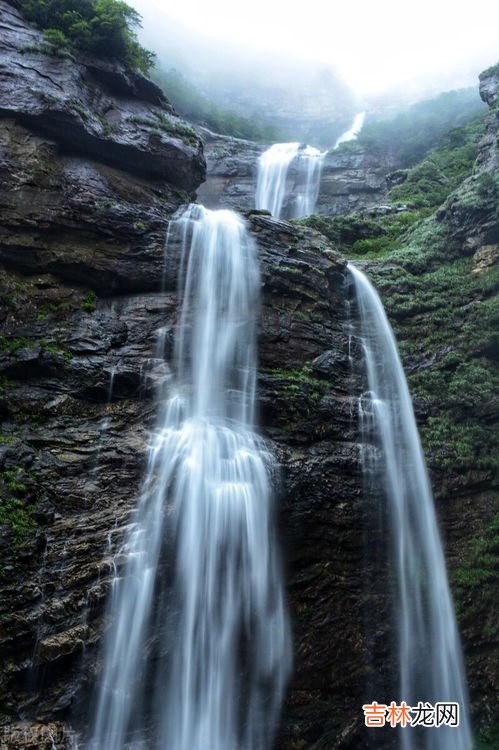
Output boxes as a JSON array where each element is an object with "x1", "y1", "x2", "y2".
[{"x1": 15, "y1": 0, "x2": 155, "y2": 73}]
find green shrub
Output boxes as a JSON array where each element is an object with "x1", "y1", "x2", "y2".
[
  {"x1": 16, "y1": 0, "x2": 154, "y2": 73},
  {"x1": 351, "y1": 88, "x2": 486, "y2": 167}
]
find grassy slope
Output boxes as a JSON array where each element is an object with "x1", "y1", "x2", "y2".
[{"x1": 302, "y1": 97, "x2": 499, "y2": 741}]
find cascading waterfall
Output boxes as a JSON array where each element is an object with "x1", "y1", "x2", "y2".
[
  {"x1": 255, "y1": 142, "x2": 323, "y2": 219},
  {"x1": 334, "y1": 111, "x2": 365, "y2": 148},
  {"x1": 255, "y1": 111, "x2": 365, "y2": 220},
  {"x1": 348, "y1": 264, "x2": 471, "y2": 750},
  {"x1": 89, "y1": 205, "x2": 291, "y2": 750}
]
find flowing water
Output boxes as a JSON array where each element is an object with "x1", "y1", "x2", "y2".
[
  {"x1": 89, "y1": 205, "x2": 291, "y2": 750},
  {"x1": 255, "y1": 141, "x2": 300, "y2": 218},
  {"x1": 255, "y1": 111, "x2": 365, "y2": 220},
  {"x1": 348, "y1": 264, "x2": 471, "y2": 750},
  {"x1": 255, "y1": 142, "x2": 323, "y2": 219},
  {"x1": 334, "y1": 111, "x2": 366, "y2": 148}
]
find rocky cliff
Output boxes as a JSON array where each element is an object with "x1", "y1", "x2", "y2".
[
  {"x1": 1, "y1": 3, "x2": 497, "y2": 748},
  {"x1": 0, "y1": 4, "x2": 378, "y2": 749},
  {"x1": 303, "y1": 63, "x2": 499, "y2": 743},
  {"x1": 198, "y1": 129, "x2": 391, "y2": 217}
]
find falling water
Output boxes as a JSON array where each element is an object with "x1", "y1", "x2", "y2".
[
  {"x1": 89, "y1": 204, "x2": 291, "y2": 750},
  {"x1": 293, "y1": 145, "x2": 324, "y2": 218},
  {"x1": 334, "y1": 111, "x2": 366, "y2": 148},
  {"x1": 255, "y1": 142, "x2": 300, "y2": 218},
  {"x1": 255, "y1": 112, "x2": 365, "y2": 220},
  {"x1": 255, "y1": 142, "x2": 323, "y2": 219},
  {"x1": 348, "y1": 264, "x2": 471, "y2": 750}
]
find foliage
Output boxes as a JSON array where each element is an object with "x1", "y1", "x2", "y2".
[
  {"x1": 300, "y1": 210, "x2": 428, "y2": 259},
  {"x1": 0, "y1": 468, "x2": 36, "y2": 543},
  {"x1": 479, "y1": 62, "x2": 499, "y2": 80},
  {"x1": 0, "y1": 334, "x2": 30, "y2": 353},
  {"x1": 348, "y1": 88, "x2": 486, "y2": 167},
  {"x1": 127, "y1": 112, "x2": 198, "y2": 145},
  {"x1": 389, "y1": 118, "x2": 486, "y2": 207},
  {"x1": 15, "y1": 0, "x2": 155, "y2": 73},
  {"x1": 152, "y1": 68, "x2": 280, "y2": 142}
]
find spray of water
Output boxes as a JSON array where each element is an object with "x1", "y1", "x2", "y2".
[{"x1": 89, "y1": 205, "x2": 291, "y2": 750}]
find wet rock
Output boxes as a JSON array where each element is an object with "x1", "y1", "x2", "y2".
[{"x1": 0, "y1": 1, "x2": 205, "y2": 191}]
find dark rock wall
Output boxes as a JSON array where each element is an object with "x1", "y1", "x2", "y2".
[
  {"x1": 0, "y1": 5, "x2": 375, "y2": 749},
  {"x1": 197, "y1": 128, "x2": 391, "y2": 217},
  {"x1": 1, "y1": 3, "x2": 496, "y2": 749}
]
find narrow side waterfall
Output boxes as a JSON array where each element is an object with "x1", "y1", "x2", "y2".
[
  {"x1": 255, "y1": 142, "x2": 323, "y2": 219},
  {"x1": 89, "y1": 205, "x2": 291, "y2": 750},
  {"x1": 349, "y1": 264, "x2": 471, "y2": 750},
  {"x1": 334, "y1": 111, "x2": 366, "y2": 148}
]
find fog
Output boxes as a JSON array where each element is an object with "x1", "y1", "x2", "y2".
[{"x1": 131, "y1": 0, "x2": 498, "y2": 98}]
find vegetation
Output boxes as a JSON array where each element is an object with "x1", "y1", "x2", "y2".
[
  {"x1": 389, "y1": 116, "x2": 486, "y2": 207},
  {"x1": 344, "y1": 88, "x2": 486, "y2": 167},
  {"x1": 302, "y1": 113, "x2": 487, "y2": 262},
  {"x1": 479, "y1": 62, "x2": 499, "y2": 80},
  {"x1": 127, "y1": 112, "x2": 198, "y2": 145},
  {"x1": 14, "y1": 0, "x2": 155, "y2": 73},
  {"x1": 476, "y1": 723, "x2": 499, "y2": 750},
  {"x1": 152, "y1": 68, "x2": 280, "y2": 142},
  {"x1": 0, "y1": 467, "x2": 37, "y2": 543},
  {"x1": 82, "y1": 290, "x2": 97, "y2": 311}
]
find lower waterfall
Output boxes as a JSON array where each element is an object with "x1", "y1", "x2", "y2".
[
  {"x1": 348, "y1": 263, "x2": 472, "y2": 750},
  {"x1": 89, "y1": 205, "x2": 291, "y2": 750}
]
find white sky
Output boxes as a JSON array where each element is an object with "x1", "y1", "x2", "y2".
[{"x1": 132, "y1": 0, "x2": 499, "y2": 95}]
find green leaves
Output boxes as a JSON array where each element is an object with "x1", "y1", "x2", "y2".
[{"x1": 17, "y1": 0, "x2": 155, "y2": 73}]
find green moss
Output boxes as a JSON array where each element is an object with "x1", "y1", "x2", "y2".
[
  {"x1": 82, "y1": 290, "x2": 96, "y2": 312},
  {"x1": 68, "y1": 101, "x2": 90, "y2": 120},
  {"x1": 261, "y1": 364, "x2": 328, "y2": 407},
  {"x1": 0, "y1": 334, "x2": 30, "y2": 353},
  {"x1": 0, "y1": 468, "x2": 37, "y2": 544},
  {"x1": 127, "y1": 113, "x2": 198, "y2": 146},
  {"x1": 476, "y1": 723, "x2": 499, "y2": 750},
  {"x1": 101, "y1": 118, "x2": 119, "y2": 136}
]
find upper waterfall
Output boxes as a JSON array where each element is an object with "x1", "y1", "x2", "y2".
[
  {"x1": 255, "y1": 142, "x2": 323, "y2": 219},
  {"x1": 255, "y1": 111, "x2": 365, "y2": 220},
  {"x1": 334, "y1": 111, "x2": 366, "y2": 147},
  {"x1": 349, "y1": 263, "x2": 472, "y2": 750},
  {"x1": 89, "y1": 205, "x2": 291, "y2": 750}
]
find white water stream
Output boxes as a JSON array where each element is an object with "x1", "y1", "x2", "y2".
[
  {"x1": 89, "y1": 205, "x2": 291, "y2": 750},
  {"x1": 349, "y1": 264, "x2": 471, "y2": 750},
  {"x1": 255, "y1": 111, "x2": 365, "y2": 219}
]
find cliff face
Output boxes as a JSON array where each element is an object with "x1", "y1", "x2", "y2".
[
  {"x1": 0, "y1": 5, "x2": 374, "y2": 750},
  {"x1": 198, "y1": 129, "x2": 390, "y2": 216},
  {"x1": 358, "y1": 66, "x2": 499, "y2": 735},
  {"x1": 1, "y1": 4, "x2": 496, "y2": 748}
]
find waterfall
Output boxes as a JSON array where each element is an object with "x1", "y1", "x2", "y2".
[
  {"x1": 334, "y1": 111, "x2": 366, "y2": 148},
  {"x1": 255, "y1": 142, "x2": 323, "y2": 219},
  {"x1": 89, "y1": 205, "x2": 291, "y2": 750},
  {"x1": 348, "y1": 264, "x2": 471, "y2": 750},
  {"x1": 255, "y1": 112, "x2": 365, "y2": 220}
]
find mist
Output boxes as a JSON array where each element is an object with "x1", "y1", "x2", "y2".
[{"x1": 131, "y1": 0, "x2": 498, "y2": 99}]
